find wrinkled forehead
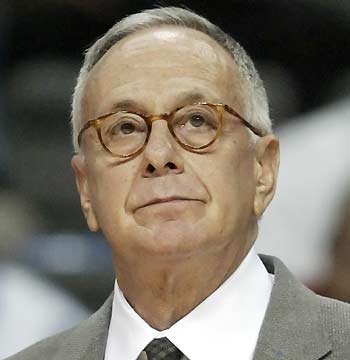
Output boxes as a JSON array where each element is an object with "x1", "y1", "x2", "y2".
[
  {"x1": 84, "y1": 26, "x2": 245, "y2": 115},
  {"x1": 116, "y1": 26, "x2": 226, "y2": 67},
  {"x1": 95, "y1": 25, "x2": 239, "y2": 73}
]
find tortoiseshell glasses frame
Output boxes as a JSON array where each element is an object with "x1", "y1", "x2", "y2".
[{"x1": 77, "y1": 102, "x2": 262, "y2": 158}]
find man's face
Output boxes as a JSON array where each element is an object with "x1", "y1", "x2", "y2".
[{"x1": 72, "y1": 26, "x2": 278, "y2": 265}]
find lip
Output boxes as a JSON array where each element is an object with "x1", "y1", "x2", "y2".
[{"x1": 137, "y1": 196, "x2": 201, "y2": 210}]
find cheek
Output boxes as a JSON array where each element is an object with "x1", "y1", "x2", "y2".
[
  {"x1": 87, "y1": 164, "x2": 133, "y2": 228},
  {"x1": 201, "y1": 148, "x2": 255, "y2": 227}
]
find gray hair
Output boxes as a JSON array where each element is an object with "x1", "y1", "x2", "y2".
[{"x1": 71, "y1": 6, "x2": 272, "y2": 153}]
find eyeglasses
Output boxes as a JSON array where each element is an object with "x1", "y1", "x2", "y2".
[{"x1": 77, "y1": 102, "x2": 262, "y2": 158}]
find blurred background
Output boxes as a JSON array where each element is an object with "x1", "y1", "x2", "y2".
[{"x1": 0, "y1": 0, "x2": 349, "y2": 357}]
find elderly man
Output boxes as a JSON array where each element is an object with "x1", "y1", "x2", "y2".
[{"x1": 8, "y1": 6, "x2": 350, "y2": 360}]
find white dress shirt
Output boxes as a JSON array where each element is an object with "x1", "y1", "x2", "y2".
[{"x1": 105, "y1": 247, "x2": 273, "y2": 360}]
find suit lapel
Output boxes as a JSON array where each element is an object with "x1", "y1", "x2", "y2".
[{"x1": 253, "y1": 255, "x2": 332, "y2": 360}]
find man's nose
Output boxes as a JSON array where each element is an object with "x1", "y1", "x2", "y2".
[{"x1": 141, "y1": 120, "x2": 184, "y2": 178}]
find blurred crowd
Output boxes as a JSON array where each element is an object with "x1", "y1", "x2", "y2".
[{"x1": 0, "y1": 0, "x2": 349, "y2": 358}]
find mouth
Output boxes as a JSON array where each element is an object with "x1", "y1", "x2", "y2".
[{"x1": 138, "y1": 197, "x2": 201, "y2": 210}]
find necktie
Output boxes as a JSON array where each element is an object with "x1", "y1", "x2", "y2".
[{"x1": 143, "y1": 337, "x2": 184, "y2": 360}]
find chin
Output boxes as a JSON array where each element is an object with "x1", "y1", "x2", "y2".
[{"x1": 139, "y1": 219, "x2": 208, "y2": 258}]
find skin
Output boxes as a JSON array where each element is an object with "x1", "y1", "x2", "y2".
[{"x1": 71, "y1": 26, "x2": 280, "y2": 330}]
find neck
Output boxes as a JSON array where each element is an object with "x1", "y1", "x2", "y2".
[{"x1": 114, "y1": 238, "x2": 254, "y2": 330}]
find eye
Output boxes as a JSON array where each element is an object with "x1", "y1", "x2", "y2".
[
  {"x1": 181, "y1": 109, "x2": 218, "y2": 130},
  {"x1": 120, "y1": 122, "x2": 136, "y2": 134},
  {"x1": 189, "y1": 114, "x2": 206, "y2": 127},
  {"x1": 105, "y1": 113, "x2": 146, "y2": 137}
]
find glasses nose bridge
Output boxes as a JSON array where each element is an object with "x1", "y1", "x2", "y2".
[
  {"x1": 148, "y1": 112, "x2": 171, "y2": 124},
  {"x1": 142, "y1": 112, "x2": 182, "y2": 173},
  {"x1": 146, "y1": 111, "x2": 175, "y2": 144},
  {"x1": 146, "y1": 112, "x2": 175, "y2": 139}
]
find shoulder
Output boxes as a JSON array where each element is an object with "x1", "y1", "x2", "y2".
[
  {"x1": 317, "y1": 292, "x2": 350, "y2": 324},
  {"x1": 262, "y1": 253, "x2": 350, "y2": 329},
  {"x1": 257, "y1": 254, "x2": 350, "y2": 358},
  {"x1": 316, "y1": 293, "x2": 350, "y2": 353},
  {"x1": 4, "y1": 327, "x2": 74, "y2": 360},
  {"x1": 5, "y1": 294, "x2": 113, "y2": 360}
]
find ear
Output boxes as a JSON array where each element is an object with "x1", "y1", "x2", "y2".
[
  {"x1": 253, "y1": 134, "x2": 280, "y2": 218},
  {"x1": 71, "y1": 154, "x2": 99, "y2": 232}
]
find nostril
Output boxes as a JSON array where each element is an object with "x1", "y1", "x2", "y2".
[
  {"x1": 146, "y1": 164, "x2": 156, "y2": 173},
  {"x1": 167, "y1": 162, "x2": 176, "y2": 169},
  {"x1": 144, "y1": 161, "x2": 180, "y2": 177}
]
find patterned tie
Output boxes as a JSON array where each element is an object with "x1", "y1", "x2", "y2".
[{"x1": 143, "y1": 337, "x2": 184, "y2": 360}]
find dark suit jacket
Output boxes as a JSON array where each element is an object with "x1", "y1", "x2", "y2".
[{"x1": 6, "y1": 256, "x2": 350, "y2": 360}]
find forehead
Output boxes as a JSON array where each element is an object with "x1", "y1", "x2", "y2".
[{"x1": 84, "y1": 26, "x2": 244, "y2": 116}]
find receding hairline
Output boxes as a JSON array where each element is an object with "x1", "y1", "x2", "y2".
[
  {"x1": 82, "y1": 24, "x2": 247, "y2": 117},
  {"x1": 88, "y1": 24, "x2": 239, "y2": 73}
]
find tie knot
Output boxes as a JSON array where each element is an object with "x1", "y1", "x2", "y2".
[{"x1": 143, "y1": 337, "x2": 183, "y2": 360}]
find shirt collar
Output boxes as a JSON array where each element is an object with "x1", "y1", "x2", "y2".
[{"x1": 105, "y1": 247, "x2": 273, "y2": 360}]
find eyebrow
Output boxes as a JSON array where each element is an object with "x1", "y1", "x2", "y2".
[
  {"x1": 174, "y1": 91, "x2": 208, "y2": 106},
  {"x1": 109, "y1": 99, "x2": 143, "y2": 112}
]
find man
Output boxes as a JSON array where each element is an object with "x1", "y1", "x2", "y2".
[{"x1": 8, "y1": 6, "x2": 350, "y2": 360}]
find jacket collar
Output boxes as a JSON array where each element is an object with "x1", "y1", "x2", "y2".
[{"x1": 253, "y1": 255, "x2": 332, "y2": 360}]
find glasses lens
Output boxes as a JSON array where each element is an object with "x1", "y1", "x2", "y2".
[
  {"x1": 172, "y1": 104, "x2": 219, "y2": 148},
  {"x1": 101, "y1": 112, "x2": 148, "y2": 156}
]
